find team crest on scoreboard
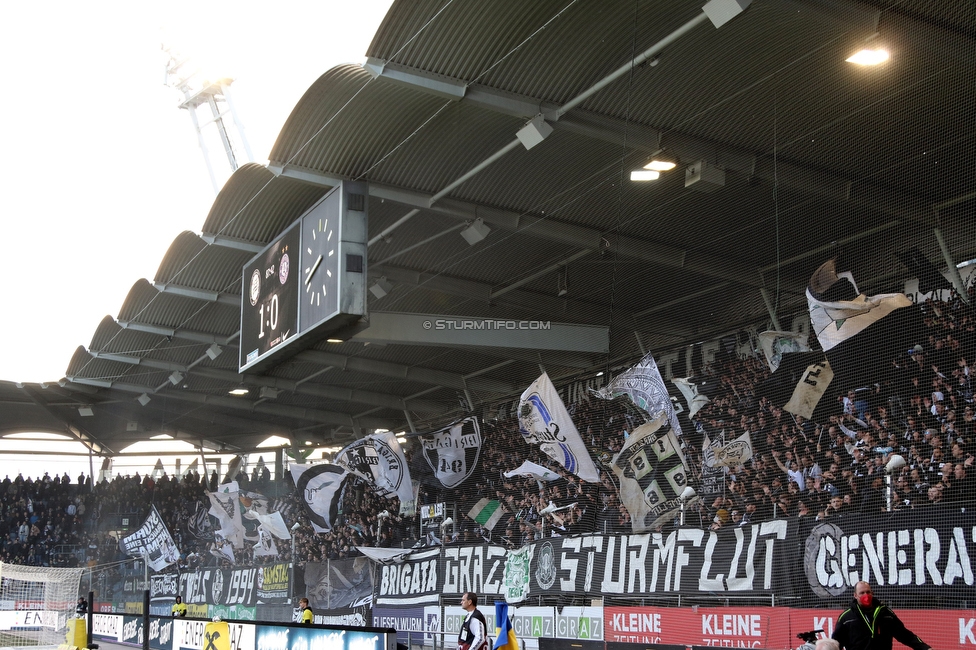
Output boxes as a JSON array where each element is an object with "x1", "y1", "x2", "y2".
[{"x1": 421, "y1": 417, "x2": 483, "y2": 488}]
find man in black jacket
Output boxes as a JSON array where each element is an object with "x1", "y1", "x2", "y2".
[{"x1": 832, "y1": 582, "x2": 932, "y2": 650}]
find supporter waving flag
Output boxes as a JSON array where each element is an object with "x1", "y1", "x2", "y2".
[
  {"x1": 421, "y1": 416, "x2": 483, "y2": 488},
  {"x1": 334, "y1": 433, "x2": 415, "y2": 515},
  {"x1": 757, "y1": 330, "x2": 810, "y2": 372},
  {"x1": 703, "y1": 431, "x2": 754, "y2": 468},
  {"x1": 519, "y1": 372, "x2": 599, "y2": 482},
  {"x1": 672, "y1": 377, "x2": 710, "y2": 418},
  {"x1": 503, "y1": 460, "x2": 561, "y2": 482}
]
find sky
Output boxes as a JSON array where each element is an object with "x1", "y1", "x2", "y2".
[
  {"x1": 0, "y1": 0, "x2": 395, "y2": 478},
  {"x1": 0, "y1": 0, "x2": 394, "y2": 385}
]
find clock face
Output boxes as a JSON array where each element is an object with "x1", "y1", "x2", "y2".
[
  {"x1": 304, "y1": 215, "x2": 334, "y2": 307},
  {"x1": 300, "y1": 196, "x2": 342, "y2": 333}
]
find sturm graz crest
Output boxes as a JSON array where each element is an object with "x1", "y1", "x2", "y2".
[
  {"x1": 211, "y1": 569, "x2": 224, "y2": 603},
  {"x1": 421, "y1": 417, "x2": 482, "y2": 488},
  {"x1": 535, "y1": 541, "x2": 556, "y2": 590}
]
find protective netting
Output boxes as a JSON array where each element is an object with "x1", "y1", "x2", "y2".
[{"x1": 0, "y1": 563, "x2": 84, "y2": 648}]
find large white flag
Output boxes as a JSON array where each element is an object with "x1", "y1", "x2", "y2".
[
  {"x1": 335, "y1": 434, "x2": 416, "y2": 515},
  {"x1": 290, "y1": 463, "x2": 349, "y2": 532},
  {"x1": 593, "y1": 352, "x2": 682, "y2": 434},
  {"x1": 252, "y1": 527, "x2": 278, "y2": 558},
  {"x1": 368, "y1": 431, "x2": 416, "y2": 516},
  {"x1": 519, "y1": 372, "x2": 599, "y2": 482},
  {"x1": 208, "y1": 483, "x2": 245, "y2": 548},
  {"x1": 244, "y1": 509, "x2": 292, "y2": 540},
  {"x1": 610, "y1": 414, "x2": 690, "y2": 533},
  {"x1": 807, "y1": 259, "x2": 921, "y2": 392}
]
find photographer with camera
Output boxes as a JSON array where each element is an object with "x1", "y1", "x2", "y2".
[
  {"x1": 832, "y1": 582, "x2": 932, "y2": 650},
  {"x1": 795, "y1": 629, "x2": 823, "y2": 650}
]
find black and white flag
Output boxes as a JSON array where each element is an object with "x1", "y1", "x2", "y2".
[
  {"x1": 593, "y1": 352, "x2": 682, "y2": 435},
  {"x1": 421, "y1": 417, "x2": 482, "y2": 488},
  {"x1": 807, "y1": 259, "x2": 923, "y2": 392},
  {"x1": 672, "y1": 377, "x2": 710, "y2": 419},
  {"x1": 208, "y1": 481, "x2": 245, "y2": 548},
  {"x1": 290, "y1": 463, "x2": 350, "y2": 532},
  {"x1": 703, "y1": 431, "x2": 754, "y2": 468},
  {"x1": 757, "y1": 330, "x2": 810, "y2": 372},
  {"x1": 611, "y1": 413, "x2": 690, "y2": 532},
  {"x1": 334, "y1": 433, "x2": 415, "y2": 514},
  {"x1": 119, "y1": 505, "x2": 181, "y2": 571}
]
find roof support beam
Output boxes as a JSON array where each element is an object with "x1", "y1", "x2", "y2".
[
  {"x1": 295, "y1": 349, "x2": 514, "y2": 396},
  {"x1": 154, "y1": 282, "x2": 240, "y2": 307},
  {"x1": 370, "y1": 262, "x2": 698, "y2": 339},
  {"x1": 200, "y1": 233, "x2": 265, "y2": 254},
  {"x1": 115, "y1": 319, "x2": 239, "y2": 345},
  {"x1": 16, "y1": 384, "x2": 110, "y2": 455},
  {"x1": 349, "y1": 312, "x2": 609, "y2": 354},
  {"x1": 268, "y1": 162, "x2": 762, "y2": 287},
  {"x1": 189, "y1": 366, "x2": 446, "y2": 414},
  {"x1": 64, "y1": 375, "x2": 397, "y2": 430},
  {"x1": 112, "y1": 315, "x2": 518, "y2": 396},
  {"x1": 363, "y1": 59, "x2": 934, "y2": 226},
  {"x1": 88, "y1": 351, "x2": 187, "y2": 372},
  {"x1": 84, "y1": 348, "x2": 446, "y2": 414}
]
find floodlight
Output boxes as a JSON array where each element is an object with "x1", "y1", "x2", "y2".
[
  {"x1": 846, "y1": 49, "x2": 889, "y2": 65},
  {"x1": 630, "y1": 170, "x2": 660, "y2": 181}
]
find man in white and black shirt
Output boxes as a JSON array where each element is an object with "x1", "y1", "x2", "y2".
[{"x1": 457, "y1": 592, "x2": 489, "y2": 650}]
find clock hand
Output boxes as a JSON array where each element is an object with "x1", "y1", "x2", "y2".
[{"x1": 304, "y1": 255, "x2": 323, "y2": 286}]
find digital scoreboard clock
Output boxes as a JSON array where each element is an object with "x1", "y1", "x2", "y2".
[{"x1": 239, "y1": 181, "x2": 367, "y2": 373}]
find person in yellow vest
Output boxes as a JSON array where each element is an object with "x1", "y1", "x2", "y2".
[
  {"x1": 172, "y1": 596, "x2": 187, "y2": 617},
  {"x1": 299, "y1": 598, "x2": 313, "y2": 624}
]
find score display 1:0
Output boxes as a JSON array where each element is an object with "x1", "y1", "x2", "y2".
[{"x1": 240, "y1": 223, "x2": 300, "y2": 371}]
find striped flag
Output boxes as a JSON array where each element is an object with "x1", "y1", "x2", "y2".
[
  {"x1": 467, "y1": 498, "x2": 507, "y2": 530},
  {"x1": 494, "y1": 602, "x2": 518, "y2": 650}
]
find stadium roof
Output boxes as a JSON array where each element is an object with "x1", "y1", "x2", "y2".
[{"x1": 2, "y1": 0, "x2": 974, "y2": 456}]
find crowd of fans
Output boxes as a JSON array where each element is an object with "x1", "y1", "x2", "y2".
[{"x1": 3, "y1": 289, "x2": 974, "y2": 597}]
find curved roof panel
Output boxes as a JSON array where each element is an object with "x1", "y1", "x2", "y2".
[{"x1": 4, "y1": 0, "x2": 974, "y2": 461}]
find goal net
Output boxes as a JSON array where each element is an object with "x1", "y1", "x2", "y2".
[{"x1": 0, "y1": 563, "x2": 84, "y2": 648}]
